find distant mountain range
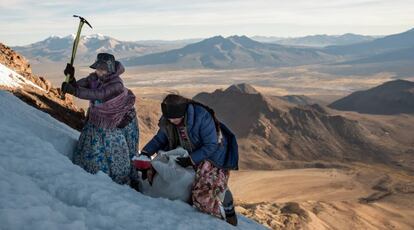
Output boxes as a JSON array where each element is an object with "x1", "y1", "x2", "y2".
[
  {"x1": 10, "y1": 33, "x2": 375, "y2": 65},
  {"x1": 12, "y1": 34, "x2": 188, "y2": 64},
  {"x1": 122, "y1": 28, "x2": 414, "y2": 69},
  {"x1": 318, "y1": 28, "x2": 414, "y2": 77},
  {"x1": 253, "y1": 33, "x2": 378, "y2": 47},
  {"x1": 325, "y1": 28, "x2": 414, "y2": 57},
  {"x1": 121, "y1": 35, "x2": 336, "y2": 69},
  {"x1": 9, "y1": 28, "x2": 414, "y2": 70}
]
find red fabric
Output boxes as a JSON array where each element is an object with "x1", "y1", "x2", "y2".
[
  {"x1": 192, "y1": 160, "x2": 229, "y2": 218},
  {"x1": 177, "y1": 123, "x2": 189, "y2": 142}
]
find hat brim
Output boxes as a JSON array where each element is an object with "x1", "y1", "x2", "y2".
[{"x1": 90, "y1": 60, "x2": 106, "y2": 69}]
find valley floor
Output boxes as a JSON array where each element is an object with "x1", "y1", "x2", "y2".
[
  {"x1": 32, "y1": 63, "x2": 412, "y2": 106},
  {"x1": 229, "y1": 165, "x2": 414, "y2": 230}
]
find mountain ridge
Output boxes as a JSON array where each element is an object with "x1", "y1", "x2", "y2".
[
  {"x1": 254, "y1": 33, "x2": 377, "y2": 47},
  {"x1": 325, "y1": 28, "x2": 414, "y2": 56},
  {"x1": 122, "y1": 35, "x2": 335, "y2": 69},
  {"x1": 193, "y1": 83, "x2": 414, "y2": 171},
  {"x1": 12, "y1": 34, "x2": 186, "y2": 63},
  {"x1": 329, "y1": 79, "x2": 414, "y2": 115}
]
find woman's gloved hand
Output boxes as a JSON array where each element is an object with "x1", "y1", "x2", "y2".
[
  {"x1": 175, "y1": 156, "x2": 193, "y2": 168},
  {"x1": 64, "y1": 63, "x2": 77, "y2": 86},
  {"x1": 61, "y1": 82, "x2": 77, "y2": 96},
  {"x1": 64, "y1": 63, "x2": 75, "y2": 79},
  {"x1": 140, "y1": 150, "x2": 152, "y2": 158}
]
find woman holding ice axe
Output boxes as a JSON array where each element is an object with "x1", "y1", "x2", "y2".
[{"x1": 61, "y1": 16, "x2": 139, "y2": 185}]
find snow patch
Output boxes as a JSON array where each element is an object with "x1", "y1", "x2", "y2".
[{"x1": 0, "y1": 63, "x2": 45, "y2": 91}]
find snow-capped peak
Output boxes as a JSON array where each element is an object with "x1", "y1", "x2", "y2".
[
  {"x1": 84, "y1": 33, "x2": 107, "y2": 41},
  {"x1": 61, "y1": 34, "x2": 76, "y2": 40},
  {"x1": 0, "y1": 63, "x2": 44, "y2": 91},
  {"x1": 48, "y1": 35, "x2": 62, "y2": 39}
]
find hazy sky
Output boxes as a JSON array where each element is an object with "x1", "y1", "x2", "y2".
[{"x1": 1, "y1": 0, "x2": 413, "y2": 46}]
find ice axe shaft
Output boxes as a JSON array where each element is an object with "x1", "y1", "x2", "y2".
[
  {"x1": 69, "y1": 15, "x2": 92, "y2": 66},
  {"x1": 61, "y1": 15, "x2": 92, "y2": 99}
]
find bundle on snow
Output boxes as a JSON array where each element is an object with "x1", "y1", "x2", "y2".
[{"x1": 139, "y1": 147, "x2": 195, "y2": 202}]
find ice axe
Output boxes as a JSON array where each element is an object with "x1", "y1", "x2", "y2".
[{"x1": 61, "y1": 15, "x2": 93, "y2": 99}]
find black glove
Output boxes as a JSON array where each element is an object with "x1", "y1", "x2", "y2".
[
  {"x1": 61, "y1": 82, "x2": 77, "y2": 96},
  {"x1": 140, "y1": 150, "x2": 153, "y2": 158},
  {"x1": 64, "y1": 63, "x2": 75, "y2": 80},
  {"x1": 175, "y1": 156, "x2": 193, "y2": 168},
  {"x1": 140, "y1": 169, "x2": 148, "y2": 180}
]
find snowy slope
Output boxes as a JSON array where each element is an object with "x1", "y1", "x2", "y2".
[{"x1": 0, "y1": 91, "x2": 264, "y2": 230}]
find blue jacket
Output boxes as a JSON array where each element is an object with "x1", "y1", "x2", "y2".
[{"x1": 143, "y1": 104, "x2": 238, "y2": 169}]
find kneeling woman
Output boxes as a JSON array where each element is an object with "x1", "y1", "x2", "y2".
[
  {"x1": 61, "y1": 53, "x2": 139, "y2": 185},
  {"x1": 141, "y1": 94, "x2": 238, "y2": 226}
]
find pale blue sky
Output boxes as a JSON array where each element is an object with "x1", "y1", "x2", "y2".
[{"x1": 1, "y1": 0, "x2": 413, "y2": 46}]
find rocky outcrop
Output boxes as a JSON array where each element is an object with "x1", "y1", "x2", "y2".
[
  {"x1": 0, "y1": 43, "x2": 51, "y2": 91},
  {"x1": 0, "y1": 43, "x2": 85, "y2": 130},
  {"x1": 236, "y1": 202, "x2": 309, "y2": 230}
]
